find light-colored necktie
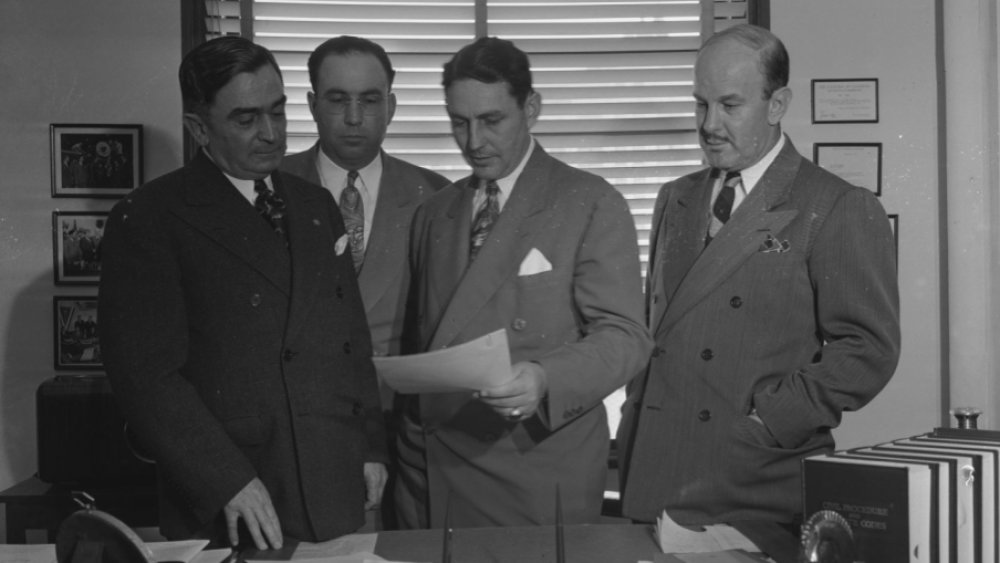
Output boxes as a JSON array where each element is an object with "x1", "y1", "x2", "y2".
[
  {"x1": 469, "y1": 180, "x2": 500, "y2": 262},
  {"x1": 253, "y1": 177, "x2": 286, "y2": 241},
  {"x1": 340, "y1": 170, "x2": 365, "y2": 272},
  {"x1": 707, "y1": 171, "x2": 741, "y2": 242}
]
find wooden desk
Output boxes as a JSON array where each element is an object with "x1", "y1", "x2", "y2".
[
  {"x1": 0, "y1": 476, "x2": 157, "y2": 543},
  {"x1": 376, "y1": 524, "x2": 660, "y2": 563}
]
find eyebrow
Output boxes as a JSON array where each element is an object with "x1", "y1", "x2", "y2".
[{"x1": 227, "y1": 95, "x2": 287, "y2": 119}]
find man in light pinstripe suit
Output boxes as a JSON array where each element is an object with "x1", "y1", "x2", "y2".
[{"x1": 616, "y1": 24, "x2": 901, "y2": 528}]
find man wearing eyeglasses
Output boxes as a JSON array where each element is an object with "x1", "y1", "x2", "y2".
[
  {"x1": 281, "y1": 35, "x2": 450, "y2": 529},
  {"x1": 283, "y1": 36, "x2": 450, "y2": 368}
]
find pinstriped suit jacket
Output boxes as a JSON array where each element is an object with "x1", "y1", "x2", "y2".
[{"x1": 616, "y1": 139, "x2": 901, "y2": 525}]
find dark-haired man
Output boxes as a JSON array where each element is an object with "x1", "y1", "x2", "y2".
[
  {"x1": 282, "y1": 35, "x2": 449, "y2": 363},
  {"x1": 395, "y1": 36, "x2": 652, "y2": 529},
  {"x1": 100, "y1": 36, "x2": 387, "y2": 549},
  {"x1": 616, "y1": 24, "x2": 900, "y2": 528}
]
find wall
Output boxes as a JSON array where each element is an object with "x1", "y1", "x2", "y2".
[
  {"x1": 0, "y1": 0, "x2": 182, "y2": 518},
  {"x1": 772, "y1": 0, "x2": 944, "y2": 447}
]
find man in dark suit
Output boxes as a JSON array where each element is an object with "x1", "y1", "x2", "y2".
[
  {"x1": 395, "y1": 37, "x2": 652, "y2": 529},
  {"x1": 99, "y1": 36, "x2": 387, "y2": 550},
  {"x1": 616, "y1": 24, "x2": 901, "y2": 528},
  {"x1": 281, "y1": 35, "x2": 450, "y2": 362}
]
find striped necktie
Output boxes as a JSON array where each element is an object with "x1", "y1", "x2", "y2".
[
  {"x1": 340, "y1": 170, "x2": 365, "y2": 272},
  {"x1": 469, "y1": 180, "x2": 500, "y2": 262},
  {"x1": 707, "y1": 171, "x2": 741, "y2": 242}
]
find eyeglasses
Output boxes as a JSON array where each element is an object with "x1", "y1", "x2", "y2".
[{"x1": 317, "y1": 93, "x2": 387, "y2": 115}]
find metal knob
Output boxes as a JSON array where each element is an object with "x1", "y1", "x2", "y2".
[{"x1": 951, "y1": 406, "x2": 982, "y2": 429}]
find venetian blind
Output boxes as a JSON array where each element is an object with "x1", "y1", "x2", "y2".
[{"x1": 204, "y1": 0, "x2": 750, "y2": 272}]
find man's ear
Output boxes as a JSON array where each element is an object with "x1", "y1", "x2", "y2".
[
  {"x1": 767, "y1": 86, "x2": 792, "y2": 126},
  {"x1": 183, "y1": 112, "x2": 210, "y2": 147},
  {"x1": 386, "y1": 91, "x2": 398, "y2": 126},
  {"x1": 307, "y1": 91, "x2": 318, "y2": 122},
  {"x1": 524, "y1": 91, "x2": 542, "y2": 128}
]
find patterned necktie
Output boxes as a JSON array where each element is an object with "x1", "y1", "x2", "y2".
[
  {"x1": 253, "y1": 178, "x2": 286, "y2": 240},
  {"x1": 469, "y1": 180, "x2": 500, "y2": 262},
  {"x1": 707, "y1": 171, "x2": 741, "y2": 241},
  {"x1": 340, "y1": 170, "x2": 365, "y2": 272}
]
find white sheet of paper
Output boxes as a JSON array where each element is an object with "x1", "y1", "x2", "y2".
[
  {"x1": 0, "y1": 544, "x2": 56, "y2": 563},
  {"x1": 373, "y1": 329, "x2": 513, "y2": 394},
  {"x1": 147, "y1": 539, "x2": 210, "y2": 562},
  {"x1": 656, "y1": 511, "x2": 758, "y2": 554}
]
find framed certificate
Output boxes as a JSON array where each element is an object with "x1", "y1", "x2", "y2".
[
  {"x1": 813, "y1": 142, "x2": 882, "y2": 196},
  {"x1": 811, "y1": 79, "x2": 879, "y2": 124}
]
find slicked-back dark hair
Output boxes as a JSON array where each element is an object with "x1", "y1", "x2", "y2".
[
  {"x1": 701, "y1": 24, "x2": 789, "y2": 99},
  {"x1": 442, "y1": 37, "x2": 533, "y2": 107},
  {"x1": 307, "y1": 35, "x2": 396, "y2": 91},
  {"x1": 179, "y1": 36, "x2": 282, "y2": 113}
]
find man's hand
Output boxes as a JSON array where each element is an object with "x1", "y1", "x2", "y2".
[
  {"x1": 223, "y1": 478, "x2": 283, "y2": 550},
  {"x1": 476, "y1": 361, "x2": 548, "y2": 422},
  {"x1": 363, "y1": 462, "x2": 388, "y2": 510}
]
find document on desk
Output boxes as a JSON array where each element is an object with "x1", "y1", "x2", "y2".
[
  {"x1": 373, "y1": 329, "x2": 513, "y2": 394},
  {"x1": 0, "y1": 544, "x2": 55, "y2": 563},
  {"x1": 656, "y1": 511, "x2": 760, "y2": 553}
]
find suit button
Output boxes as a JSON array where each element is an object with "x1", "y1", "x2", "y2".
[
  {"x1": 700, "y1": 349, "x2": 713, "y2": 361},
  {"x1": 336, "y1": 286, "x2": 344, "y2": 299},
  {"x1": 652, "y1": 294, "x2": 660, "y2": 304},
  {"x1": 483, "y1": 433, "x2": 497, "y2": 442},
  {"x1": 250, "y1": 293, "x2": 262, "y2": 307},
  {"x1": 343, "y1": 342, "x2": 352, "y2": 354},
  {"x1": 352, "y1": 402, "x2": 364, "y2": 416},
  {"x1": 698, "y1": 409, "x2": 711, "y2": 421},
  {"x1": 651, "y1": 346, "x2": 664, "y2": 358},
  {"x1": 730, "y1": 296, "x2": 743, "y2": 308},
  {"x1": 283, "y1": 349, "x2": 295, "y2": 362},
  {"x1": 511, "y1": 318, "x2": 527, "y2": 331}
]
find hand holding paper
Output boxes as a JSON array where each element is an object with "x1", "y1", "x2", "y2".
[
  {"x1": 476, "y1": 361, "x2": 548, "y2": 421},
  {"x1": 373, "y1": 329, "x2": 513, "y2": 394}
]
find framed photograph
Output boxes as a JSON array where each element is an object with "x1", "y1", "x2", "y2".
[
  {"x1": 51, "y1": 123, "x2": 143, "y2": 198},
  {"x1": 813, "y1": 143, "x2": 882, "y2": 195},
  {"x1": 53, "y1": 211, "x2": 107, "y2": 285},
  {"x1": 53, "y1": 296, "x2": 102, "y2": 370},
  {"x1": 811, "y1": 79, "x2": 879, "y2": 124}
]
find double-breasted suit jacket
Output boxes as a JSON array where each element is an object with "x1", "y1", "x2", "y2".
[
  {"x1": 399, "y1": 144, "x2": 653, "y2": 528},
  {"x1": 281, "y1": 145, "x2": 450, "y2": 358},
  {"x1": 99, "y1": 152, "x2": 386, "y2": 543},
  {"x1": 616, "y1": 139, "x2": 901, "y2": 525}
]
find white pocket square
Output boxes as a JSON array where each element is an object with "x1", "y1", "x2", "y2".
[
  {"x1": 518, "y1": 248, "x2": 552, "y2": 276},
  {"x1": 335, "y1": 234, "x2": 349, "y2": 256}
]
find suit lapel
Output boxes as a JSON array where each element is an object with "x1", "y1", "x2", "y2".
[
  {"x1": 282, "y1": 172, "x2": 339, "y2": 345},
  {"x1": 648, "y1": 171, "x2": 713, "y2": 332},
  {"x1": 654, "y1": 142, "x2": 803, "y2": 337},
  {"x1": 174, "y1": 153, "x2": 292, "y2": 295},
  {"x1": 358, "y1": 153, "x2": 429, "y2": 313},
  {"x1": 427, "y1": 146, "x2": 551, "y2": 350}
]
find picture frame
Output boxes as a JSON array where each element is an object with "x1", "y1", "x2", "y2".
[
  {"x1": 52, "y1": 211, "x2": 107, "y2": 285},
  {"x1": 813, "y1": 142, "x2": 883, "y2": 196},
  {"x1": 53, "y1": 296, "x2": 102, "y2": 370},
  {"x1": 811, "y1": 79, "x2": 879, "y2": 124},
  {"x1": 51, "y1": 123, "x2": 143, "y2": 198}
]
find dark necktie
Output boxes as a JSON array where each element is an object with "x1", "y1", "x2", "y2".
[
  {"x1": 469, "y1": 180, "x2": 500, "y2": 262},
  {"x1": 707, "y1": 171, "x2": 741, "y2": 241},
  {"x1": 253, "y1": 178, "x2": 286, "y2": 240},
  {"x1": 340, "y1": 170, "x2": 365, "y2": 272}
]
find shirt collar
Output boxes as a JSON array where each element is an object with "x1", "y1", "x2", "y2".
[
  {"x1": 317, "y1": 149, "x2": 383, "y2": 193},
  {"x1": 735, "y1": 132, "x2": 785, "y2": 194},
  {"x1": 477, "y1": 136, "x2": 535, "y2": 199},
  {"x1": 204, "y1": 148, "x2": 271, "y2": 204}
]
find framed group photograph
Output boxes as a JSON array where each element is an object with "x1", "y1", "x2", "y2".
[
  {"x1": 53, "y1": 296, "x2": 102, "y2": 370},
  {"x1": 51, "y1": 123, "x2": 143, "y2": 198},
  {"x1": 811, "y1": 78, "x2": 879, "y2": 124},
  {"x1": 813, "y1": 143, "x2": 883, "y2": 196},
  {"x1": 53, "y1": 211, "x2": 107, "y2": 285}
]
